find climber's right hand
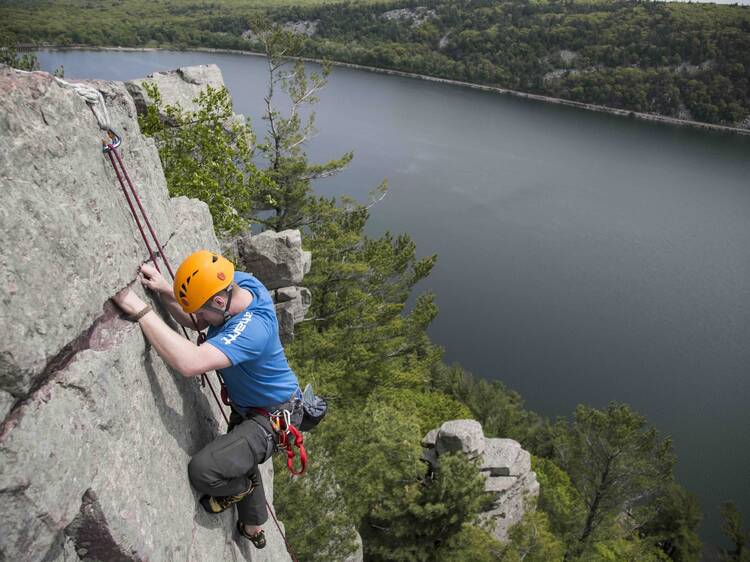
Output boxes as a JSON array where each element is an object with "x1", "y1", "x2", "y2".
[{"x1": 139, "y1": 262, "x2": 172, "y2": 295}]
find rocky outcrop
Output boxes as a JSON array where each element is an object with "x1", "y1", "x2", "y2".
[
  {"x1": 381, "y1": 7, "x2": 437, "y2": 27},
  {"x1": 0, "y1": 66, "x2": 293, "y2": 561},
  {"x1": 422, "y1": 420, "x2": 539, "y2": 542},
  {"x1": 229, "y1": 230, "x2": 313, "y2": 342},
  {"x1": 125, "y1": 64, "x2": 225, "y2": 117},
  {"x1": 282, "y1": 20, "x2": 320, "y2": 37},
  {"x1": 125, "y1": 64, "x2": 246, "y2": 132},
  {"x1": 234, "y1": 230, "x2": 311, "y2": 290}
]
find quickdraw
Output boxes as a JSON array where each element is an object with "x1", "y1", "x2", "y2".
[{"x1": 254, "y1": 407, "x2": 308, "y2": 476}]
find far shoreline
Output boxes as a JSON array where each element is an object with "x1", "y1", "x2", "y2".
[{"x1": 37, "y1": 45, "x2": 750, "y2": 137}]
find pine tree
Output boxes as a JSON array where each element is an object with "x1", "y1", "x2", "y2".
[
  {"x1": 252, "y1": 23, "x2": 354, "y2": 231},
  {"x1": 554, "y1": 403, "x2": 675, "y2": 560},
  {"x1": 720, "y1": 502, "x2": 750, "y2": 562}
]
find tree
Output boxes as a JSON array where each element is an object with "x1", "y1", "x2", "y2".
[
  {"x1": 138, "y1": 83, "x2": 271, "y2": 237},
  {"x1": 533, "y1": 456, "x2": 586, "y2": 548},
  {"x1": 252, "y1": 22, "x2": 354, "y2": 231},
  {"x1": 639, "y1": 483, "x2": 703, "y2": 562},
  {"x1": 501, "y1": 510, "x2": 567, "y2": 562},
  {"x1": 0, "y1": 37, "x2": 63, "y2": 76},
  {"x1": 363, "y1": 451, "x2": 488, "y2": 561},
  {"x1": 554, "y1": 403, "x2": 675, "y2": 559},
  {"x1": 720, "y1": 502, "x2": 750, "y2": 562},
  {"x1": 271, "y1": 433, "x2": 360, "y2": 562},
  {"x1": 0, "y1": 43, "x2": 39, "y2": 71},
  {"x1": 434, "y1": 524, "x2": 505, "y2": 562}
]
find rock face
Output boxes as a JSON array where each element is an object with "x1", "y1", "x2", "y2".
[
  {"x1": 422, "y1": 420, "x2": 539, "y2": 542},
  {"x1": 381, "y1": 7, "x2": 437, "y2": 27},
  {"x1": 0, "y1": 66, "x2": 294, "y2": 561},
  {"x1": 125, "y1": 64, "x2": 226, "y2": 118}
]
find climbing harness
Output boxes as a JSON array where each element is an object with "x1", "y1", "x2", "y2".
[
  {"x1": 67, "y1": 82, "x2": 300, "y2": 561},
  {"x1": 253, "y1": 407, "x2": 308, "y2": 476}
]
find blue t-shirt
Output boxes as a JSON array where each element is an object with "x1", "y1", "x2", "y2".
[{"x1": 206, "y1": 272, "x2": 299, "y2": 409}]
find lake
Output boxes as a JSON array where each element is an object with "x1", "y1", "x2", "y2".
[{"x1": 37, "y1": 49, "x2": 750, "y2": 548}]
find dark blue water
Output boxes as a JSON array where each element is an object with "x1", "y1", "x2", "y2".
[{"x1": 38, "y1": 49, "x2": 750, "y2": 547}]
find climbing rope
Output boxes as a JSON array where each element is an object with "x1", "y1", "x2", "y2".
[
  {"x1": 57, "y1": 78, "x2": 228, "y2": 420},
  {"x1": 55, "y1": 77, "x2": 113, "y2": 132},
  {"x1": 67, "y1": 83, "x2": 299, "y2": 561}
]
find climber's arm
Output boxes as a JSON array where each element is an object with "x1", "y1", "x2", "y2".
[{"x1": 112, "y1": 287, "x2": 230, "y2": 377}]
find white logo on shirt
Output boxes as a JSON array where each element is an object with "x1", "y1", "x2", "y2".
[{"x1": 221, "y1": 312, "x2": 253, "y2": 345}]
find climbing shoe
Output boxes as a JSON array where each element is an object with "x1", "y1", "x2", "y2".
[
  {"x1": 237, "y1": 521, "x2": 266, "y2": 549},
  {"x1": 199, "y1": 487, "x2": 254, "y2": 514}
]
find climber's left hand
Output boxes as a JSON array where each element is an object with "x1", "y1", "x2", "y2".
[{"x1": 112, "y1": 286, "x2": 146, "y2": 316}]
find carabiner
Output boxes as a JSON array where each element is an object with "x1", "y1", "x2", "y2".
[{"x1": 102, "y1": 128, "x2": 122, "y2": 153}]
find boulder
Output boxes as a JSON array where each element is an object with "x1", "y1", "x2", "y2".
[
  {"x1": 235, "y1": 230, "x2": 308, "y2": 290},
  {"x1": 435, "y1": 419, "x2": 485, "y2": 458},
  {"x1": 421, "y1": 428, "x2": 438, "y2": 449},
  {"x1": 480, "y1": 438, "x2": 524, "y2": 476},
  {"x1": 1, "y1": 67, "x2": 292, "y2": 561},
  {"x1": 343, "y1": 531, "x2": 364, "y2": 562},
  {"x1": 274, "y1": 287, "x2": 312, "y2": 343},
  {"x1": 422, "y1": 418, "x2": 539, "y2": 542}
]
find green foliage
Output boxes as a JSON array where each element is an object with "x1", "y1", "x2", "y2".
[
  {"x1": 360, "y1": 447, "x2": 489, "y2": 561},
  {"x1": 433, "y1": 524, "x2": 504, "y2": 562},
  {"x1": 500, "y1": 510, "x2": 566, "y2": 562},
  {"x1": 720, "y1": 502, "x2": 750, "y2": 562},
  {"x1": 138, "y1": 82, "x2": 271, "y2": 236},
  {"x1": 639, "y1": 483, "x2": 703, "y2": 562},
  {"x1": 369, "y1": 387, "x2": 471, "y2": 436},
  {"x1": 289, "y1": 207, "x2": 440, "y2": 404},
  {"x1": 533, "y1": 456, "x2": 586, "y2": 546},
  {"x1": 0, "y1": 43, "x2": 40, "y2": 71},
  {"x1": 553, "y1": 403, "x2": 676, "y2": 559},
  {"x1": 271, "y1": 434, "x2": 360, "y2": 562},
  {"x1": 574, "y1": 531, "x2": 670, "y2": 562},
  {"x1": 280, "y1": 0, "x2": 750, "y2": 126}
]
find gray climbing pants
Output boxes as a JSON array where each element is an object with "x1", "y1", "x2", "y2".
[{"x1": 188, "y1": 410, "x2": 276, "y2": 526}]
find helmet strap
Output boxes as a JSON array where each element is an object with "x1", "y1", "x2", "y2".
[{"x1": 202, "y1": 284, "x2": 234, "y2": 324}]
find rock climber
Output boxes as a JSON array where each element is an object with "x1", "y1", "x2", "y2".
[{"x1": 112, "y1": 249, "x2": 302, "y2": 549}]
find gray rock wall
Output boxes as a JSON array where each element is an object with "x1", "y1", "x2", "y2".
[{"x1": 0, "y1": 67, "x2": 292, "y2": 561}]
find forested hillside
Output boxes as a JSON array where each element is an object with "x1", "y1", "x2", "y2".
[
  {"x1": 2, "y1": 0, "x2": 749, "y2": 127},
  {"x1": 269, "y1": 0, "x2": 750, "y2": 126}
]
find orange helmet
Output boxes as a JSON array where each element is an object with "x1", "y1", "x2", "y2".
[{"x1": 174, "y1": 250, "x2": 235, "y2": 313}]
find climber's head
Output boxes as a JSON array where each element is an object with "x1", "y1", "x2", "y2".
[{"x1": 174, "y1": 250, "x2": 235, "y2": 322}]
